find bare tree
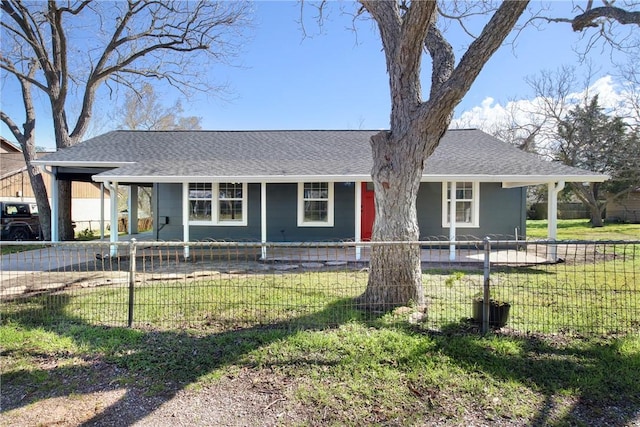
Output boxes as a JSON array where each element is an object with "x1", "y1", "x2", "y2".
[
  {"x1": 352, "y1": 1, "x2": 529, "y2": 310},
  {"x1": 1, "y1": 0, "x2": 249, "y2": 240},
  {"x1": 117, "y1": 83, "x2": 203, "y2": 131},
  {"x1": 353, "y1": 0, "x2": 640, "y2": 310},
  {"x1": 116, "y1": 83, "x2": 203, "y2": 222}
]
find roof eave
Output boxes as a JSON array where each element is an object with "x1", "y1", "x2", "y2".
[
  {"x1": 32, "y1": 160, "x2": 134, "y2": 168},
  {"x1": 427, "y1": 174, "x2": 607, "y2": 182},
  {"x1": 90, "y1": 173, "x2": 609, "y2": 184}
]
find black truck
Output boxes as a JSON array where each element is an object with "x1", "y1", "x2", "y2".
[{"x1": 0, "y1": 201, "x2": 42, "y2": 240}]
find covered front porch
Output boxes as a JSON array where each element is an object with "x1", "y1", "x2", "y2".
[{"x1": 47, "y1": 174, "x2": 569, "y2": 264}]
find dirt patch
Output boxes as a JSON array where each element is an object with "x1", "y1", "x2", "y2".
[{"x1": 2, "y1": 360, "x2": 307, "y2": 427}]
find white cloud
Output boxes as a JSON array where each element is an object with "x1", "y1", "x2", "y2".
[{"x1": 453, "y1": 75, "x2": 635, "y2": 133}]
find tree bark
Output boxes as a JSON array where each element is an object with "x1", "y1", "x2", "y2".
[
  {"x1": 358, "y1": 131, "x2": 426, "y2": 310},
  {"x1": 570, "y1": 182, "x2": 605, "y2": 227},
  {"x1": 23, "y1": 142, "x2": 51, "y2": 240},
  {"x1": 356, "y1": 0, "x2": 529, "y2": 310},
  {"x1": 2, "y1": 0, "x2": 249, "y2": 242},
  {"x1": 57, "y1": 180, "x2": 74, "y2": 240}
]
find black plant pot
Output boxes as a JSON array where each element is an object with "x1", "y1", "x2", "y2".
[{"x1": 472, "y1": 299, "x2": 511, "y2": 327}]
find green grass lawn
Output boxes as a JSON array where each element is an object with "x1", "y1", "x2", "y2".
[
  {"x1": 2, "y1": 315, "x2": 639, "y2": 425},
  {"x1": 527, "y1": 219, "x2": 640, "y2": 240},
  {"x1": 2, "y1": 249, "x2": 639, "y2": 425},
  {"x1": 4, "y1": 250, "x2": 638, "y2": 335}
]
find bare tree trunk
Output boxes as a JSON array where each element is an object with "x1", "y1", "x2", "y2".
[
  {"x1": 353, "y1": 1, "x2": 528, "y2": 311},
  {"x1": 589, "y1": 205, "x2": 604, "y2": 227},
  {"x1": 357, "y1": 131, "x2": 426, "y2": 310},
  {"x1": 25, "y1": 164, "x2": 51, "y2": 240},
  {"x1": 58, "y1": 180, "x2": 74, "y2": 240},
  {"x1": 570, "y1": 182, "x2": 605, "y2": 227}
]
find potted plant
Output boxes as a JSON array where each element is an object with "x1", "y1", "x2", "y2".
[{"x1": 472, "y1": 297, "x2": 511, "y2": 328}]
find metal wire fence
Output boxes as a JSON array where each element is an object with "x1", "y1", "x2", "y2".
[{"x1": 1, "y1": 239, "x2": 638, "y2": 336}]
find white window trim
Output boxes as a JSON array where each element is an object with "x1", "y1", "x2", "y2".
[
  {"x1": 188, "y1": 182, "x2": 248, "y2": 227},
  {"x1": 441, "y1": 181, "x2": 480, "y2": 228},
  {"x1": 297, "y1": 182, "x2": 334, "y2": 227}
]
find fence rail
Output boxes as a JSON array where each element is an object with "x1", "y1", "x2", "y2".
[{"x1": 1, "y1": 239, "x2": 638, "y2": 336}]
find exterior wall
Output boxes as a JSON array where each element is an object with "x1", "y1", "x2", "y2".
[
  {"x1": 477, "y1": 183, "x2": 527, "y2": 239},
  {"x1": 72, "y1": 199, "x2": 112, "y2": 231},
  {"x1": 155, "y1": 183, "x2": 185, "y2": 240},
  {"x1": 266, "y1": 182, "x2": 355, "y2": 241},
  {"x1": 1, "y1": 139, "x2": 20, "y2": 153},
  {"x1": 155, "y1": 181, "x2": 526, "y2": 242},
  {"x1": 416, "y1": 183, "x2": 526, "y2": 240},
  {"x1": 606, "y1": 192, "x2": 640, "y2": 223},
  {"x1": 155, "y1": 182, "x2": 356, "y2": 241},
  {"x1": 1, "y1": 168, "x2": 104, "y2": 199}
]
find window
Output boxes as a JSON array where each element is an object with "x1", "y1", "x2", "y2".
[
  {"x1": 188, "y1": 182, "x2": 247, "y2": 226},
  {"x1": 218, "y1": 183, "x2": 244, "y2": 223},
  {"x1": 442, "y1": 181, "x2": 479, "y2": 228},
  {"x1": 189, "y1": 183, "x2": 212, "y2": 222},
  {"x1": 298, "y1": 182, "x2": 334, "y2": 226}
]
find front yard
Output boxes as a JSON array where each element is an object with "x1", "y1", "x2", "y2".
[
  {"x1": 2, "y1": 314, "x2": 640, "y2": 426},
  {"x1": 2, "y1": 220, "x2": 639, "y2": 425}
]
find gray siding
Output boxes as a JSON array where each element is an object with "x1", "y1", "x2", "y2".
[
  {"x1": 417, "y1": 183, "x2": 526, "y2": 239},
  {"x1": 155, "y1": 181, "x2": 526, "y2": 242},
  {"x1": 156, "y1": 183, "x2": 261, "y2": 241},
  {"x1": 156, "y1": 182, "x2": 355, "y2": 241},
  {"x1": 155, "y1": 183, "x2": 183, "y2": 240},
  {"x1": 477, "y1": 183, "x2": 526, "y2": 239},
  {"x1": 266, "y1": 183, "x2": 355, "y2": 241}
]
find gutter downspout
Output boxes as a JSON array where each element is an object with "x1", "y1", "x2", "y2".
[{"x1": 100, "y1": 182, "x2": 105, "y2": 240}]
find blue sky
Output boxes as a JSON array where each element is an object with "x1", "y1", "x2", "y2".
[{"x1": 1, "y1": 1, "x2": 630, "y2": 149}]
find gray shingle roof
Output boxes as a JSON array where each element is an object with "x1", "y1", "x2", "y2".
[{"x1": 36, "y1": 129, "x2": 606, "y2": 183}]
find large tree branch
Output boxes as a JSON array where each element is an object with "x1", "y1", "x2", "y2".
[
  {"x1": 424, "y1": 22, "x2": 454, "y2": 98},
  {"x1": 1, "y1": 60, "x2": 38, "y2": 147},
  {"x1": 360, "y1": 1, "x2": 436, "y2": 132},
  {"x1": 70, "y1": 0, "x2": 248, "y2": 141},
  {"x1": 0, "y1": 110, "x2": 23, "y2": 143},
  {"x1": 570, "y1": 5, "x2": 640, "y2": 31},
  {"x1": 420, "y1": 0, "x2": 529, "y2": 130},
  {"x1": 0, "y1": 59, "x2": 49, "y2": 93},
  {"x1": 358, "y1": 0, "x2": 401, "y2": 73},
  {"x1": 1, "y1": 0, "x2": 53, "y2": 80}
]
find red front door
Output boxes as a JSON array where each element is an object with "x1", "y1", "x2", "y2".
[{"x1": 361, "y1": 182, "x2": 375, "y2": 241}]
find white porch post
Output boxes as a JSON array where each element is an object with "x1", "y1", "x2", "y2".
[
  {"x1": 100, "y1": 182, "x2": 105, "y2": 240},
  {"x1": 50, "y1": 169, "x2": 59, "y2": 243},
  {"x1": 128, "y1": 185, "x2": 139, "y2": 235},
  {"x1": 109, "y1": 181, "x2": 118, "y2": 257},
  {"x1": 261, "y1": 182, "x2": 267, "y2": 259},
  {"x1": 354, "y1": 181, "x2": 362, "y2": 261},
  {"x1": 449, "y1": 181, "x2": 457, "y2": 261},
  {"x1": 182, "y1": 183, "x2": 190, "y2": 259},
  {"x1": 547, "y1": 181, "x2": 565, "y2": 261}
]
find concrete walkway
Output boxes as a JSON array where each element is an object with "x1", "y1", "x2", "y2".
[
  {"x1": 265, "y1": 246, "x2": 549, "y2": 265},
  {"x1": 1, "y1": 239, "x2": 550, "y2": 274}
]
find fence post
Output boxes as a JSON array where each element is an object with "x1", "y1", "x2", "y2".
[
  {"x1": 128, "y1": 239, "x2": 137, "y2": 327},
  {"x1": 482, "y1": 237, "x2": 491, "y2": 334}
]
